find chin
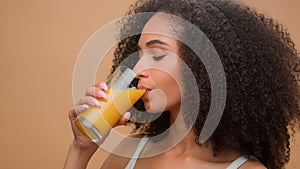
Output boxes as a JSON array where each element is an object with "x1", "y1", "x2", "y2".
[{"x1": 144, "y1": 102, "x2": 167, "y2": 113}]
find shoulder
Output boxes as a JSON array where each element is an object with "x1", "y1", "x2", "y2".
[
  {"x1": 240, "y1": 159, "x2": 267, "y2": 169},
  {"x1": 112, "y1": 133, "x2": 146, "y2": 154},
  {"x1": 100, "y1": 134, "x2": 145, "y2": 169}
]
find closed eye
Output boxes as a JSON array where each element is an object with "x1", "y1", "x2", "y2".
[{"x1": 152, "y1": 54, "x2": 166, "y2": 61}]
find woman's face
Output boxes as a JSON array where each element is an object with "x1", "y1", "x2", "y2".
[{"x1": 134, "y1": 13, "x2": 182, "y2": 113}]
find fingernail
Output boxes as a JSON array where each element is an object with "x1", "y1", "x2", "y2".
[
  {"x1": 97, "y1": 90, "x2": 108, "y2": 99},
  {"x1": 81, "y1": 104, "x2": 89, "y2": 109},
  {"x1": 75, "y1": 104, "x2": 89, "y2": 115},
  {"x1": 124, "y1": 112, "x2": 131, "y2": 120},
  {"x1": 99, "y1": 82, "x2": 108, "y2": 91},
  {"x1": 91, "y1": 98, "x2": 101, "y2": 106}
]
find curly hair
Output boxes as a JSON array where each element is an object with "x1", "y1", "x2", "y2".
[{"x1": 111, "y1": 0, "x2": 300, "y2": 168}]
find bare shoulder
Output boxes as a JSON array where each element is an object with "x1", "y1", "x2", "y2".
[
  {"x1": 241, "y1": 159, "x2": 267, "y2": 169},
  {"x1": 100, "y1": 151, "x2": 128, "y2": 169},
  {"x1": 112, "y1": 133, "x2": 145, "y2": 154},
  {"x1": 100, "y1": 134, "x2": 145, "y2": 169}
]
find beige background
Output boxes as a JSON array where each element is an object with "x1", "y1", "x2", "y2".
[{"x1": 0, "y1": 0, "x2": 299, "y2": 169}]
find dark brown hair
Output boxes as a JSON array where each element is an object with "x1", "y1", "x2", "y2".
[{"x1": 112, "y1": 0, "x2": 300, "y2": 168}]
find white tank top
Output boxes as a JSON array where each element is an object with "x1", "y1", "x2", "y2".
[{"x1": 124, "y1": 137, "x2": 254, "y2": 169}]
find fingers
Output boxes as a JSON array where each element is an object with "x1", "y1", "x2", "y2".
[
  {"x1": 116, "y1": 112, "x2": 131, "y2": 126},
  {"x1": 69, "y1": 81, "x2": 130, "y2": 128},
  {"x1": 78, "y1": 96, "x2": 101, "y2": 107},
  {"x1": 74, "y1": 104, "x2": 89, "y2": 115},
  {"x1": 71, "y1": 96, "x2": 101, "y2": 119},
  {"x1": 70, "y1": 82, "x2": 107, "y2": 120},
  {"x1": 68, "y1": 104, "x2": 89, "y2": 120},
  {"x1": 95, "y1": 82, "x2": 108, "y2": 91},
  {"x1": 77, "y1": 82, "x2": 109, "y2": 109},
  {"x1": 85, "y1": 82, "x2": 108, "y2": 98}
]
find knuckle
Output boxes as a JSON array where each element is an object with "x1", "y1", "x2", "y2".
[
  {"x1": 86, "y1": 96, "x2": 95, "y2": 102},
  {"x1": 79, "y1": 96, "x2": 98, "y2": 106},
  {"x1": 78, "y1": 98, "x2": 85, "y2": 104},
  {"x1": 68, "y1": 107, "x2": 76, "y2": 118},
  {"x1": 78, "y1": 97, "x2": 89, "y2": 105},
  {"x1": 85, "y1": 87, "x2": 91, "y2": 95},
  {"x1": 95, "y1": 81, "x2": 105, "y2": 87},
  {"x1": 86, "y1": 87, "x2": 97, "y2": 96}
]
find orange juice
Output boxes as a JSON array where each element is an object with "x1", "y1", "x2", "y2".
[{"x1": 75, "y1": 89, "x2": 145, "y2": 144}]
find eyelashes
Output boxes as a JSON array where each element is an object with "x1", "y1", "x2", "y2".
[
  {"x1": 152, "y1": 54, "x2": 166, "y2": 61},
  {"x1": 138, "y1": 50, "x2": 167, "y2": 61}
]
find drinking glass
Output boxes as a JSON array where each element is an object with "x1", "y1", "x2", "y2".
[{"x1": 75, "y1": 66, "x2": 145, "y2": 144}]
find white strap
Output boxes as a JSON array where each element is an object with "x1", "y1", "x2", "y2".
[
  {"x1": 226, "y1": 155, "x2": 249, "y2": 169},
  {"x1": 125, "y1": 137, "x2": 149, "y2": 169}
]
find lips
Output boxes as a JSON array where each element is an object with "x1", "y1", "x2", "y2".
[
  {"x1": 137, "y1": 85, "x2": 151, "y2": 91},
  {"x1": 138, "y1": 85, "x2": 152, "y2": 98}
]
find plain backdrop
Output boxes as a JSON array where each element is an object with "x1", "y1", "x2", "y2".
[{"x1": 0, "y1": 0, "x2": 299, "y2": 169}]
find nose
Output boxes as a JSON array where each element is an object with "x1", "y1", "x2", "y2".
[
  {"x1": 135, "y1": 69, "x2": 149, "y2": 79},
  {"x1": 133, "y1": 56, "x2": 150, "y2": 79}
]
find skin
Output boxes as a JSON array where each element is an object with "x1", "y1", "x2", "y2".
[
  {"x1": 64, "y1": 14, "x2": 266, "y2": 169},
  {"x1": 134, "y1": 36, "x2": 181, "y2": 114}
]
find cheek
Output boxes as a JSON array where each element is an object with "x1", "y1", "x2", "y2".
[
  {"x1": 154, "y1": 74, "x2": 181, "y2": 108},
  {"x1": 146, "y1": 89, "x2": 168, "y2": 113},
  {"x1": 145, "y1": 84, "x2": 181, "y2": 113},
  {"x1": 144, "y1": 69, "x2": 182, "y2": 113},
  {"x1": 165, "y1": 82, "x2": 181, "y2": 107}
]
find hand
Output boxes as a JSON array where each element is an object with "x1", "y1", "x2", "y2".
[{"x1": 68, "y1": 82, "x2": 131, "y2": 151}]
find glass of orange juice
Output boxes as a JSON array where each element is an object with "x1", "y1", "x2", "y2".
[{"x1": 75, "y1": 66, "x2": 145, "y2": 144}]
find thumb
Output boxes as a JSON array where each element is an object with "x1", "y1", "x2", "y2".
[{"x1": 116, "y1": 112, "x2": 131, "y2": 126}]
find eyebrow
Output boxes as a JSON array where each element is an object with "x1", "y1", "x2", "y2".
[
  {"x1": 138, "y1": 39, "x2": 169, "y2": 49},
  {"x1": 146, "y1": 39, "x2": 169, "y2": 47}
]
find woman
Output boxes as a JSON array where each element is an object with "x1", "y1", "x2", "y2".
[{"x1": 64, "y1": 0, "x2": 300, "y2": 168}]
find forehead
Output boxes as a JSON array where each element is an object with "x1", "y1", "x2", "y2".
[
  {"x1": 139, "y1": 13, "x2": 179, "y2": 47},
  {"x1": 141, "y1": 13, "x2": 175, "y2": 35}
]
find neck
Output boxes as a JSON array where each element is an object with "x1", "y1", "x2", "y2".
[
  {"x1": 163, "y1": 109, "x2": 198, "y2": 156},
  {"x1": 164, "y1": 109, "x2": 241, "y2": 163}
]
